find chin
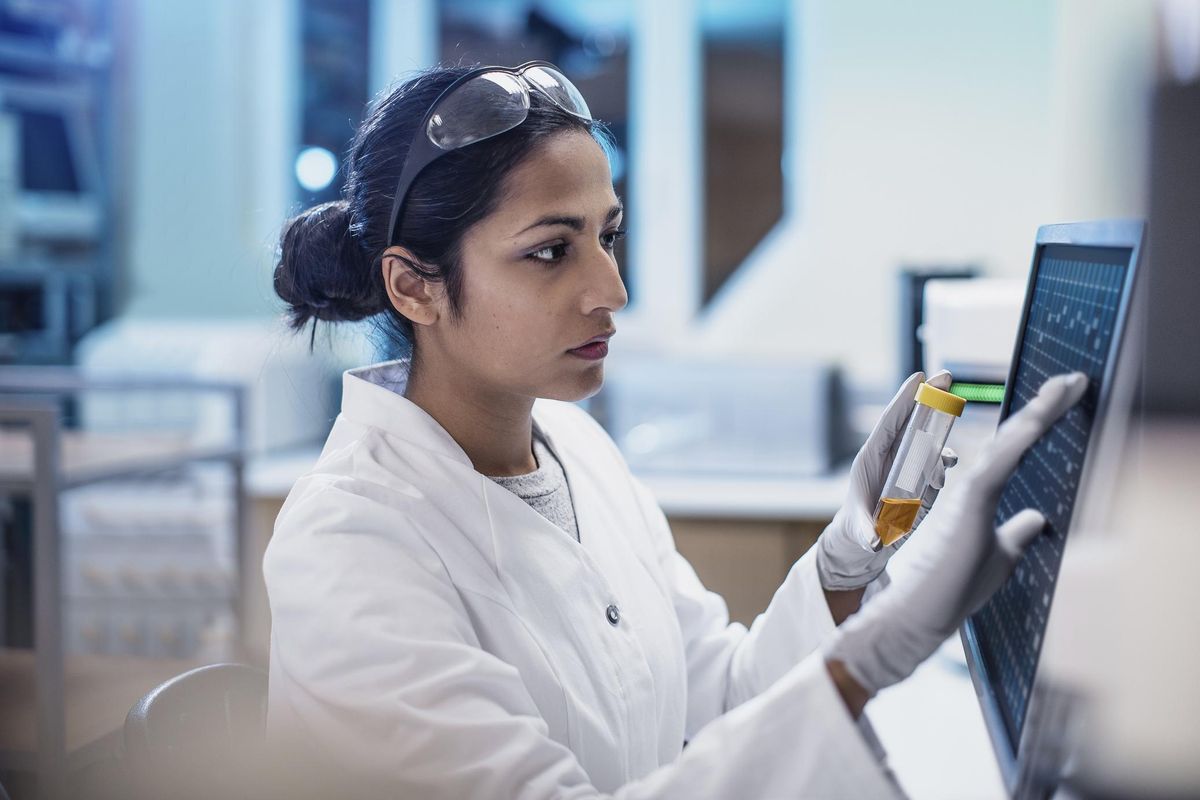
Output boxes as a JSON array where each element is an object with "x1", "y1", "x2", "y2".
[{"x1": 542, "y1": 363, "x2": 605, "y2": 403}]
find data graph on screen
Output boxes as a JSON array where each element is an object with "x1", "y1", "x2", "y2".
[{"x1": 969, "y1": 244, "x2": 1131, "y2": 749}]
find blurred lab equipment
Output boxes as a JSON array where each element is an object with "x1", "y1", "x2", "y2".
[
  {"x1": 896, "y1": 267, "x2": 978, "y2": 386},
  {"x1": 74, "y1": 318, "x2": 359, "y2": 456},
  {"x1": 58, "y1": 474, "x2": 236, "y2": 661},
  {"x1": 71, "y1": 319, "x2": 374, "y2": 662},
  {"x1": 0, "y1": 0, "x2": 117, "y2": 367},
  {"x1": 917, "y1": 277, "x2": 1025, "y2": 468},
  {"x1": 871, "y1": 382, "x2": 964, "y2": 548},
  {"x1": 919, "y1": 277, "x2": 1025, "y2": 386},
  {"x1": 592, "y1": 354, "x2": 850, "y2": 478},
  {"x1": 0, "y1": 369, "x2": 246, "y2": 800}
]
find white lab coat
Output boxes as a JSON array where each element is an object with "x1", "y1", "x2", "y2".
[{"x1": 264, "y1": 360, "x2": 902, "y2": 799}]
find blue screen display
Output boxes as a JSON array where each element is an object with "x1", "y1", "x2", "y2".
[{"x1": 969, "y1": 244, "x2": 1131, "y2": 749}]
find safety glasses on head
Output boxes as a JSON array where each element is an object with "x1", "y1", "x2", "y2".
[{"x1": 386, "y1": 61, "x2": 592, "y2": 245}]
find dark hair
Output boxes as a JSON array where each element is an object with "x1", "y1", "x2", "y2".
[{"x1": 273, "y1": 64, "x2": 615, "y2": 357}]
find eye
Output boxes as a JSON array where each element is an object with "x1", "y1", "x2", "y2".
[
  {"x1": 527, "y1": 242, "x2": 569, "y2": 264},
  {"x1": 601, "y1": 227, "x2": 627, "y2": 252}
]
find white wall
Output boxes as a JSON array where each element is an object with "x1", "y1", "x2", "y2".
[
  {"x1": 696, "y1": 0, "x2": 1156, "y2": 387},
  {"x1": 122, "y1": 0, "x2": 298, "y2": 319}
]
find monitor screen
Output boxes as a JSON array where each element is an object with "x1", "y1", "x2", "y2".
[
  {"x1": 20, "y1": 107, "x2": 80, "y2": 193},
  {"x1": 0, "y1": 83, "x2": 103, "y2": 241},
  {"x1": 966, "y1": 241, "x2": 1134, "y2": 753}
]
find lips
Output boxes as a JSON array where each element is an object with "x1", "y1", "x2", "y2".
[
  {"x1": 568, "y1": 340, "x2": 609, "y2": 360},
  {"x1": 569, "y1": 331, "x2": 615, "y2": 351},
  {"x1": 567, "y1": 330, "x2": 614, "y2": 362}
]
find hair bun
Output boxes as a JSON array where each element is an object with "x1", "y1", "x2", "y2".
[{"x1": 274, "y1": 200, "x2": 383, "y2": 329}]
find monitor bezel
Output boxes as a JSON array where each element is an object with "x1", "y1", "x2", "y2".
[
  {"x1": 0, "y1": 77, "x2": 104, "y2": 243},
  {"x1": 959, "y1": 219, "x2": 1145, "y2": 795}
]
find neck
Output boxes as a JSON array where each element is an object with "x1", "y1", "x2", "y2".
[{"x1": 403, "y1": 358, "x2": 537, "y2": 477}]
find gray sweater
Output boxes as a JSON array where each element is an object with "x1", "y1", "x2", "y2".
[{"x1": 484, "y1": 422, "x2": 581, "y2": 542}]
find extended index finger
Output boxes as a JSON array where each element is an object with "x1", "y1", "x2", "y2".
[{"x1": 976, "y1": 372, "x2": 1088, "y2": 488}]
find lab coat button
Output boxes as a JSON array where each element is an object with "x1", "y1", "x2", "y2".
[{"x1": 606, "y1": 604, "x2": 620, "y2": 625}]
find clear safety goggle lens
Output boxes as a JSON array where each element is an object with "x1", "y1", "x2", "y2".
[
  {"x1": 427, "y1": 72, "x2": 530, "y2": 150},
  {"x1": 522, "y1": 64, "x2": 591, "y2": 119},
  {"x1": 425, "y1": 65, "x2": 591, "y2": 151}
]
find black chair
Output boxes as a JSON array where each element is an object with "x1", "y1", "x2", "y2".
[{"x1": 123, "y1": 663, "x2": 268, "y2": 800}]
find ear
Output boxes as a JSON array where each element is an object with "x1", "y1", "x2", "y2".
[{"x1": 381, "y1": 246, "x2": 441, "y2": 326}]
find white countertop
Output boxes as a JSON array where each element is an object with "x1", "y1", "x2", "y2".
[
  {"x1": 636, "y1": 469, "x2": 848, "y2": 519},
  {"x1": 246, "y1": 446, "x2": 849, "y2": 521},
  {"x1": 870, "y1": 637, "x2": 1007, "y2": 799}
]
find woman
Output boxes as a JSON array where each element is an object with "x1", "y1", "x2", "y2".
[{"x1": 264, "y1": 62, "x2": 1085, "y2": 798}]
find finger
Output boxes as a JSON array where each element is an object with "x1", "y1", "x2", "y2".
[
  {"x1": 995, "y1": 508, "x2": 1045, "y2": 560},
  {"x1": 926, "y1": 447, "x2": 958, "y2": 494},
  {"x1": 863, "y1": 371, "x2": 925, "y2": 461},
  {"x1": 914, "y1": 484, "x2": 937, "y2": 526},
  {"x1": 962, "y1": 509, "x2": 1048, "y2": 615},
  {"x1": 979, "y1": 373, "x2": 1087, "y2": 484},
  {"x1": 926, "y1": 369, "x2": 953, "y2": 390}
]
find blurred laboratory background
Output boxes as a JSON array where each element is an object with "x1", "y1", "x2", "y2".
[{"x1": 0, "y1": 0, "x2": 1197, "y2": 798}]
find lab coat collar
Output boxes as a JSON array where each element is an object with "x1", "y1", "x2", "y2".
[
  {"x1": 341, "y1": 359, "x2": 564, "y2": 474},
  {"x1": 339, "y1": 359, "x2": 585, "y2": 595},
  {"x1": 342, "y1": 359, "x2": 475, "y2": 468}
]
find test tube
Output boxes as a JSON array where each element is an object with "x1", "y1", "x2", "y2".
[{"x1": 872, "y1": 382, "x2": 966, "y2": 548}]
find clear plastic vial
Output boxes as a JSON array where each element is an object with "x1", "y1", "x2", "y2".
[{"x1": 872, "y1": 382, "x2": 966, "y2": 548}]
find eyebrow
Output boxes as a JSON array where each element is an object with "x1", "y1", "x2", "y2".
[{"x1": 514, "y1": 201, "x2": 624, "y2": 237}]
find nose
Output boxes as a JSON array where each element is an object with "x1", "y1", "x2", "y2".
[{"x1": 580, "y1": 242, "x2": 628, "y2": 315}]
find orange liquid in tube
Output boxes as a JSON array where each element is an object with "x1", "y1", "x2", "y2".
[{"x1": 873, "y1": 497, "x2": 923, "y2": 547}]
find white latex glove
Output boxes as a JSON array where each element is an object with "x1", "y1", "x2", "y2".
[
  {"x1": 823, "y1": 372, "x2": 1088, "y2": 696},
  {"x1": 815, "y1": 370, "x2": 959, "y2": 590}
]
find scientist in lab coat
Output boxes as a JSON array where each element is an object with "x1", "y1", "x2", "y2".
[{"x1": 264, "y1": 62, "x2": 1086, "y2": 799}]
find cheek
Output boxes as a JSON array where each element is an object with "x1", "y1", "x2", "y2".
[{"x1": 465, "y1": 274, "x2": 558, "y2": 347}]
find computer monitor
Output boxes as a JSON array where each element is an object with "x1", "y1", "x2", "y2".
[
  {"x1": 0, "y1": 78, "x2": 103, "y2": 244},
  {"x1": 960, "y1": 220, "x2": 1145, "y2": 797}
]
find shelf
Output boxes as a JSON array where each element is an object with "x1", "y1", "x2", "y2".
[{"x1": 0, "y1": 429, "x2": 242, "y2": 491}]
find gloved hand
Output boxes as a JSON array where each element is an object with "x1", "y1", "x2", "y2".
[
  {"x1": 815, "y1": 370, "x2": 959, "y2": 590},
  {"x1": 823, "y1": 372, "x2": 1088, "y2": 697}
]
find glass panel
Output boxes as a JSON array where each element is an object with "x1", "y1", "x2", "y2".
[{"x1": 701, "y1": 0, "x2": 784, "y2": 304}]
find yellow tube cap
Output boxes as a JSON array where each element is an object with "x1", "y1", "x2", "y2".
[{"x1": 916, "y1": 381, "x2": 967, "y2": 417}]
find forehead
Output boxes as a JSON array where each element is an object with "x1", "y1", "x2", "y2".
[{"x1": 492, "y1": 131, "x2": 618, "y2": 223}]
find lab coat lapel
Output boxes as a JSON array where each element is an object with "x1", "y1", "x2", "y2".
[
  {"x1": 341, "y1": 361, "x2": 610, "y2": 606},
  {"x1": 474, "y1": 412, "x2": 630, "y2": 701},
  {"x1": 479, "y1": 407, "x2": 616, "y2": 605},
  {"x1": 534, "y1": 401, "x2": 668, "y2": 603}
]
